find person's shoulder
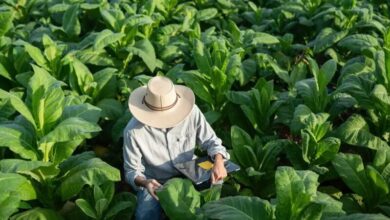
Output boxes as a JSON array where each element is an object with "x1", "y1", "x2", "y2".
[{"x1": 124, "y1": 117, "x2": 145, "y2": 135}]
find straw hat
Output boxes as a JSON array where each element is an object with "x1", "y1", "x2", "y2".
[{"x1": 128, "y1": 76, "x2": 195, "y2": 128}]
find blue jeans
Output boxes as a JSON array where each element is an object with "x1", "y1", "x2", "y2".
[{"x1": 135, "y1": 188, "x2": 162, "y2": 220}]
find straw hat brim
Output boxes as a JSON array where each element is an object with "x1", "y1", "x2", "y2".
[{"x1": 128, "y1": 85, "x2": 195, "y2": 128}]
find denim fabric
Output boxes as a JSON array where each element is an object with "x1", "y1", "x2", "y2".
[{"x1": 135, "y1": 189, "x2": 162, "y2": 220}]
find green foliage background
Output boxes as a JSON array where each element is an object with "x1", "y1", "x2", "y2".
[{"x1": 0, "y1": 0, "x2": 390, "y2": 219}]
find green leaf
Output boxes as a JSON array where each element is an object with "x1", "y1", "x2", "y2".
[
  {"x1": 76, "y1": 199, "x2": 97, "y2": 219},
  {"x1": 0, "y1": 11, "x2": 14, "y2": 37},
  {"x1": 0, "y1": 124, "x2": 37, "y2": 160},
  {"x1": 94, "y1": 29, "x2": 125, "y2": 50},
  {"x1": 63, "y1": 4, "x2": 81, "y2": 37},
  {"x1": 0, "y1": 172, "x2": 36, "y2": 201},
  {"x1": 59, "y1": 157, "x2": 120, "y2": 200},
  {"x1": 333, "y1": 115, "x2": 389, "y2": 150},
  {"x1": 202, "y1": 196, "x2": 274, "y2": 220},
  {"x1": 366, "y1": 165, "x2": 389, "y2": 204},
  {"x1": 70, "y1": 58, "x2": 95, "y2": 95},
  {"x1": 313, "y1": 28, "x2": 348, "y2": 53},
  {"x1": 40, "y1": 117, "x2": 101, "y2": 144},
  {"x1": 25, "y1": 43, "x2": 48, "y2": 69},
  {"x1": 275, "y1": 166, "x2": 319, "y2": 220},
  {"x1": 0, "y1": 89, "x2": 36, "y2": 129},
  {"x1": 62, "y1": 103, "x2": 101, "y2": 124},
  {"x1": 95, "y1": 198, "x2": 109, "y2": 218},
  {"x1": 196, "y1": 8, "x2": 218, "y2": 21},
  {"x1": 332, "y1": 153, "x2": 369, "y2": 198},
  {"x1": 156, "y1": 178, "x2": 201, "y2": 220},
  {"x1": 127, "y1": 39, "x2": 156, "y2": 72},
  {"x1": 28, "y1": 65, "x2": 65, "y2": 133},
  {"x1": 92, "y1": 68, "x2": 117, "y2": 100},
  {"x1": 325, "y1": 213, "x2": 390, "y2": 220},
  {"x1": 0, "y1": 159, "x2": 50, "y2": 173},
  {"x1": 96, "y1": 98, "x2": 123, "y2": 120},
  {"x1": 314, "y1": 137, "x2": 340, "y2": 164},
  {"x1": 251, "y1": 32, "x2": 280, "y2": 45},
  {"x1": 204, "y1": 111, "x2": 221, "y2": 125},
  {"x1": 42, "y1": 34, "x2": 60, "y2": 63},
  {"x1": 201, "y1": 184, "x2": 222, "y2": 203},
  {"x1": 338, "y1": 34, "x2": 380, "y2": 53},
  {"x1": 319, "y1": 59, "x2": 337, "y2": 88},
  {"x1": 0, "y1": 192, "x2": 20, "y2": 220},
  {"x1": 76, "y1": 48, "x2": 116, "y2": 67},
  {"x1": 179, "y1": 72, "x2": 213, "y2": 104},
  {"x1": 315, "y1": 192, "x2": 345, "y2": 218},
  {"x1": 105, "y1": 192, "x2": 136, "y2": 219},
  {"x1": 193, "y1": 39, "x2": 212, "y2": 75},
  {"x1": 10, "y1": 207, "x2": 64, "y2": 220},
  {"x1": 59, "y1": 151, "x2": 95, "y2": 173},
  {"x1": 99, "y1": 9, "x2": 120, "y2": 31},
  {"x1": 259, "y1": 140, "x2": 286, "y2": 171}
]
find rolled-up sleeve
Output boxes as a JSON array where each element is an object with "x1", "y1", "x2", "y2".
[
  {"x1": 123, "y1": 128, "x2": 145, "y2": 191},
  {"x1": 194, "y1": 106, "x2": 230, "y2": 160}
]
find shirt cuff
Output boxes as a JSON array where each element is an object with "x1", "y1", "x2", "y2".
[
  {"x1": 208, "y1": 146, "x2": 230, "y2": 161},
  {"x1": 125, "y1": 171, "x2": 146, "y2": 191}
]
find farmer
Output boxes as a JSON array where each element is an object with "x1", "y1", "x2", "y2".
[{"x1": 123, "y1": 76, "x2": 229, "y2": 220}]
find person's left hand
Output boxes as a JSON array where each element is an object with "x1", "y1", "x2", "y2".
[{"x1": 211, "y1": 154, "x2": 227, "y2": 184}]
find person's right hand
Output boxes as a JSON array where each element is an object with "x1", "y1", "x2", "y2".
[{"x1": 144, "y1": 179, "x2": 162, "y2": 200}]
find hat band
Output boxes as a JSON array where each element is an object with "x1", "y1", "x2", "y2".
[{"x1": 142, "y1": 94, "x2": 180, "y2": 111}]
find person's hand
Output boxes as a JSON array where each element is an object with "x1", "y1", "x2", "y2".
[
  {"x1": 144, "y1": 179, "x2": 161, "y2": 200},
  {"x1": 211, "y1": 154, "x2": 227, "y2": 184}
]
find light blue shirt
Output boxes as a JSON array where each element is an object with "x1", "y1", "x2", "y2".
[{"x1": 123, "y1": 105, "x2": 230, "y2": 190}]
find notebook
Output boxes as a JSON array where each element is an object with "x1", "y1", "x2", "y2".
[{"x1": 174, "y1": 156, "x2": 240, "y2": 185}]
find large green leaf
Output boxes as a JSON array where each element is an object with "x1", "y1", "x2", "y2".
[
  {"x1": 40, "y1": 117, "x2": 101, "y2": 144},
  {"x1": 0, "y1": 192, "x2": 20, "y2": 220},
  {"x1": 0, "y1": 172, "x2": 36, "y2": 201},
  {"x1": 156, "y1": 178, "x2": 201, "y2": 220},
  {"x1": 105, "y1": 192, "x2": 136, "y2": 219},
  {"x1": 251, "y1": 32, "x2": 280, "y2": 45},
  {"x1": 0, "y1": 89, "x2": 36, "y2": 129},
  {"x1": 127, "y1": 39, "x2": 156, "y2": 72},
  {"x1": 96, "y1": 98, "x2": 123, "y2": 120},
  {"x1": 61, "y1": 103, "x2": 101, "y2": 124},
  {"x1": 338, "y1": 34, "x2": 380, "y2": 53},
  {"x1": 59, "y1": 157, "x2": 120, "y2": 200},
  {"x1": 275, "y1": 166, "x2": 320, "y2": 220},
  {"x1": 70, "y1": 58, "x2": 95, "y2": 95},
  {"x1": 28, "y1": 65, "x2": 64, "y2": 133},
  {"x1": 202, "y1": 196, "x2": 273, "y2": 220},
  {"x1": 25, "y1": 43, "x2": 49, "y2": 70},
  {"x1": 333, "y1": 115, "x2": 389, "y2": 150},
  {"x1": 92, "y1": 68, "x2": 117, "y2": 101},
  {"x1": 193, "y1": 39, "x2": 212, "y2": 75},
  {"x1": 63, "y1": 4, "x2": 81, "y2": 37},
  {"x1": 0, "y1": 159, "x2": 50, "y2": 173},
  {"x1": 332, "y1": 153, "x2": 369, "y2": 198},
  {"x1": 231, "y1": 126, "x2": 253, "y2": 149},
  {"x1": 366, "y1": 165, "x2": 389, "y2": 206},
  {"x1": 313, "y1": 28, "x2": 348, "y2": 53},
  {"x1": 196, "y1": 8, "x2": 218, "y2": 21},
  {"x1": 0, "y1": 11, "x2": 14, "y2": 37},
  {"x1": 325, "y1": 213, "x2": 390, "y2": 220},
  {"x1": 10, "y1": 207, "x2": 64, "y2": 220},
  {"x1": 179, "y1": 71, "x2": 213, "y2": 105},
  {"x1": 94, "y1": 29, "x2": 124, "y2": 50},
  {"x1": 51, "y1": 140, "x2": 84, "y2": 164},
  {"x1": 0, "y1": 124, "x2": 37, "y2": 160},
  {"x1": 75, "y1": 199, "x2": 97, "y2": 219}
]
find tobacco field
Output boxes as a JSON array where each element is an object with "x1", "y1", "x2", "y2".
[{"x1": 0, "y1": 0, "x2": 390, "y2": 219}]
